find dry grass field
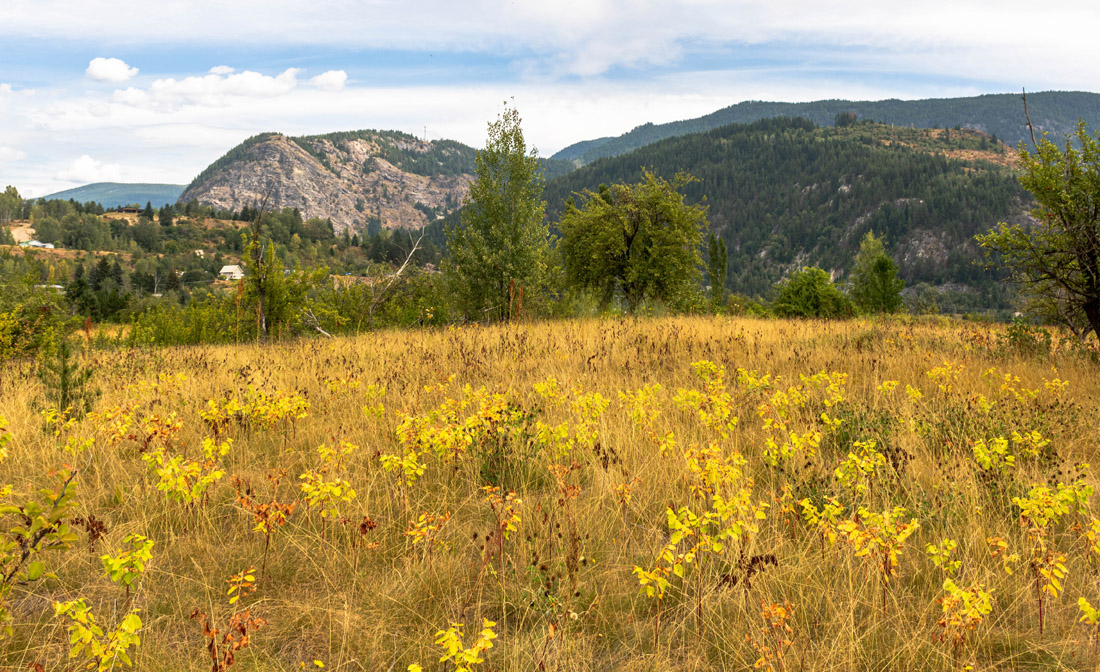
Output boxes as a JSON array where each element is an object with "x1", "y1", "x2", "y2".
[{"x1": 2, "y1": 315, "x2": 1099, "y2": 671}]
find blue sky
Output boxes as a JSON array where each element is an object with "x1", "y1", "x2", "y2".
[{"x1": 1, "y1": 0, "x2": 1097, "y2": 196}]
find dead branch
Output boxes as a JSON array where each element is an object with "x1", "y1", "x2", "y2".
[{"x1": 1022, "y1": 88, "x2": 1038, "y2": 150}]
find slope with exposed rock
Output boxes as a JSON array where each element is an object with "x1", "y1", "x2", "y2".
[{"x1": 178, "y1": 130, "x2": 477, "y2": 234}]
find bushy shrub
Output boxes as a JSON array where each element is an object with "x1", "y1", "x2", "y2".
[
  {"x1": 0, "y1": 281, "x2": 74, "y2": 362},
  {"x1": 772, "y1": 267, "x2": 853, "y2": 319},
  {"x1": 998, "y1": 318, "x2": 1052, "y2": 357},
  {"x1": 727, "y1": 293, "x2": 768, "y2": 317}
]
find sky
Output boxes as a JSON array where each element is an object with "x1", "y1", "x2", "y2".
[{"x1": 1, "y1": 0, "x2": 1098, "y2": 197}]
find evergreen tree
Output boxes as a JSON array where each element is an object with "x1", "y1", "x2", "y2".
[
  {"x1": 90, "y1": 257, "x2": 111, "y2": 291},
  {"x1": 165, "y1": 269, "x2": 181, "y2": 292},
  {"x1": 707, "y1": 232, "x2": 728, "y2": 311},
  {"x1": 445, "y1": 103, "x2": 548, "y2": 321},
  {"x1": 848, "y1": 231, "x2": 904, "y2": 313},
  {"x1": 142, "y1": 201, "x2": 154, "y2": 221}
]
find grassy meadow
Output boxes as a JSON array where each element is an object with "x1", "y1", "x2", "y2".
[{"x1": 3, "y1": 315, "x2": 1100, "y2": 671}]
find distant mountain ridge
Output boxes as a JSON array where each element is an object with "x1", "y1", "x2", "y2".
[
  {"x1": 178, "y1": 129, "x2": 478, "y2": 234},
  {"x1": 552, "y1": 91, "x2": 1100, "y2": 165},
  {"x1": 42, "y1": 183, "x2": 185, "y2": 208}
]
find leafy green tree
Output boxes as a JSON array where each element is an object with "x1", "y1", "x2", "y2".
[
  {"x1": 34, "y1": 217, "x2": 61, "y2": 245},
  {"x1": 848, "y1": 231, "x2": 904, "y2": 313},
  {"x1": 158, "y1": 203, "x2": 173, "y2": 227},
  {"x1": 707, "y1": 232, "x2": 728, "y2": 311},
  {"x1": 558, "y1": 171, "x2": 707, "y2": 313},
  {"x1": 445, "y1": 104, "x2": 548, "y2": 321},
  {"x1": 141, "y1": 201, "x2": 154, "y2": 221},
  {"x1": 0, "y1": 186, "x2": 22, "y2": 225},
  {"x1": 773, "y1": 266, "x2": 853, "y2": 318},
  {"x1": 977, "y1": 121, "x2": 1100, "y2": 341}
]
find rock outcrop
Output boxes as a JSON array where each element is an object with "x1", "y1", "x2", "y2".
[{"x1": 178, "y1": 131, "x2": 475, "y2": 235}]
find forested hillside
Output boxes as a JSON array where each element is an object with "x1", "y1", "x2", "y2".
[
  {"x1": 42, "y1": 182, "x2": 186, "y2": 209},
  {"x1": 545, "y1": 118, "x2": 1027, "y2": 305},
  {"x1": 553, "y1": 91, "x2": 1100, "y2": 165}
]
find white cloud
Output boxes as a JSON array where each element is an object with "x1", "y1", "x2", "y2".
[
  {"x1": 1, "y1": 1, "x2": 1097, "y2": 83},
  {"x1": 3, "y1": 0, "x2": 1099, "y2": 196},
  {"x1": 86, "y1": 57, "x2": 139, "y2": 83},
  {"x1": 56, "y1": 155, "x2": 124, "y2": 183},
  {"x1": 310, "y1": 70, "x2": 347, "y2": 92},
  {"x1": 113, "y1": 68, "x2": 302, "y2": 111},
  {"x1": 0, "y1": 146, "x2": 26, "y2": 163}
]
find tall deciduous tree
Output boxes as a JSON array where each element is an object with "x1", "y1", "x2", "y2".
[
  {"x1": 848, "y1": 231, "x2": 904, "y2": 314},
  {"x1": 558, "y1": 171, "x2": 706, "y2": 313},
  {"x1": 977, "y1": 120, "x2": 1100, "y2": 341},
  {"x1": 445, "y1": 103, "x2": 548, "y2": 321},
  {"x1": 0, "y1": 186, "x2": 22, "y2": 225}
]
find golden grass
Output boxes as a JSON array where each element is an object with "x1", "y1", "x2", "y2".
[{"x1": 2, "y1": 315, "x2": 1099, "y2": 671}]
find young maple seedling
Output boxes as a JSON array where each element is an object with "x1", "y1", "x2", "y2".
[
  {"x1": 101, "y1": 533, "x2": 154, "y2": 610},
  {"x1": 618, "y1": 383, "x2": 673, "y2": 454},
  {"x1": 799, "y1": 497, "x2": 845, "y2": 559},
  {"x1": 407, "y1": 618, "x2": 497, "y2": 672},
  {"x1": 833, "y1": 440, "x2": 888, "y2": 501},
  {"x1": 672, "y1": 360, "x2": 738, "y2": 439},
  {"x1": 483, "y1": 485, "x2": 522, "y2": 576},
  {"x1": 836, "y1": 506, "x2": 920, "y2": 615},
  {"x1": 0, "y1": 452, "x2": 80, "y2": 639},
  {"x1": 613, "y1": 476, "x2": 641, "y2": 530},
  {"x1": 406, "y1": 511, "x2": 452, "y2": 579},
  {"x1": 142, "y1": 437, "x2": 231, "y2": 516},
  {"x1": 299, "y1": 444, "x2": 358, "y2": 540},
  {"x1": 936, "y1": 579, "x2": 994, "y2": 671},
  {"x1": 54, "y1": 599, "x2": 143, "y2": 671},
  {"x1": 747, "y1": 600, "x2": 795, "y2": 672},
  {"x1": 926, "y1": 538, "x2": 961, "y2": 576},
  {"x1": 1012, "y1": 482, "x2": 1084, "y2": 637},
  {"x1": 232, "y1": 470, "x2": 296, "y2": 576},
  {"x1": 191, "y1": 567, "x2": 267, "y2": 672},
  {"x1": 380, "y1": 444, "x2": 425, "y2": 511},
  {"x1": 191, "y1": 607, "x2": 268, "y2": 672},
  {"x1": 633, "y1": 506, "x2": 706, "y2": 648},
  {"x1": 344, "y1": 514, "x2": 379, "y2": 570},
  {"x1": 1078, "y1": 597, "x2": 1100, "y2": 654}
]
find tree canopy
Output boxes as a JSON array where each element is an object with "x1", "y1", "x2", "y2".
[
  {"x1": 445, "y1": 104, "x2": 548, "y2": 321},
  {"x1": 558, "y1": 171, "x2": 706, "y2": 313},
  {"x1": 848, "y1": 231, "x2": 904, "y2": 314},
  {"x1": 977, "y1": 120, "x2": 1100, "y2": 341},
  {"x1": 773, "y1": 266, "x2": 853, "y2": 319}
]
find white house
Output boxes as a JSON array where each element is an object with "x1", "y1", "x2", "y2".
[
  {"x1": 219, "y1": 264, "x2": 245, "y2": 281},
  {"x1": 19, "y1": 240, "x2": 55, "y2": 249}
]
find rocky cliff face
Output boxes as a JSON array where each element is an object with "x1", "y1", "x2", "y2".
[{"x1": 178, "y1": 131, "x2": 475, "y2": 235}]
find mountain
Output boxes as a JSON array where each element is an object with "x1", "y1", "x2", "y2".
[
  {"x1": 178, "y1": 130, "x2": 478, "y2": 234},
  {"x1": 552, "y1": 91, "x2": 1100, "y2": 165},
  {"x1": 543, "y1": 117, "x2": 1027, "y2": 307},
  {"x1": 41, "y1": 183, "x2": 185, "y2": 208}
]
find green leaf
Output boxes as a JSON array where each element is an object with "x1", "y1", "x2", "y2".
[{"x1": 26, "y1": 560, "x2": 46, "y2": 581}]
